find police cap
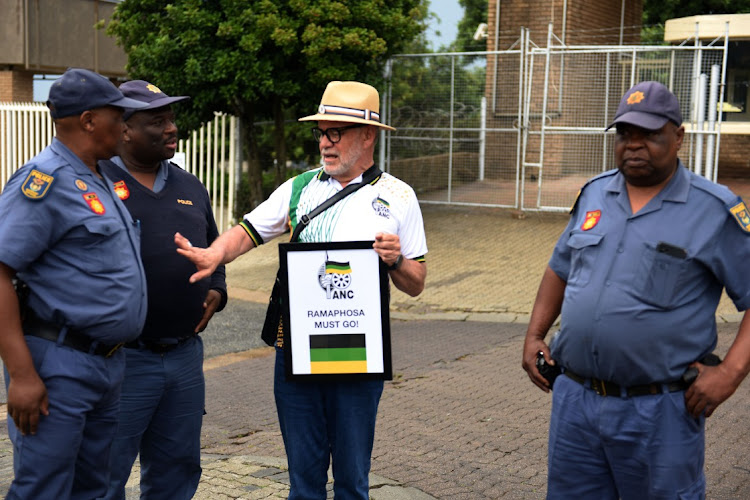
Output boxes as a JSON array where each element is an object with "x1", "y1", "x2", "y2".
[{"x1": 46, "y1": 68, "x2": 148, "y2": 119}]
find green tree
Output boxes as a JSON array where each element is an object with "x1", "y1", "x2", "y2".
[
  {"x1": 108, "y1": 0, "x2": 428, "y2": 208},
  {"x1": 642, "y1": 0, "x2": 750, "y2": 43},
  {"x1": 643, "y1": 0, "x2": 750, "y2": 25},
  {"x1": 454, "y1": 0, "x2": 487, "y2": 53}
]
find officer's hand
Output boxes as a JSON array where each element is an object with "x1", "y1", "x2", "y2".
[
  {"x1": 7, "y1": 373, "x2": 49, "y2": 436},
  {"x1": 373, "y1": 233, "x2": 401, "y2": 268},
  {"x1": 522, "y1": 338, "x2": 553, "y2": 393},
  {"x1": 195, "y1": 289, "x2": 222, "y2": 333},
  {"x1": 175, "y1": 232, "x2": 220, "y2": 283},
  {"x1": 684, "y1": 363, "x2": 737, "y2": 418}
]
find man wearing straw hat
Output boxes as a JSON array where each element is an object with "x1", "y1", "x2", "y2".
[{"x1": 176, "y1": 81, "x2": 428, "y2": 499}]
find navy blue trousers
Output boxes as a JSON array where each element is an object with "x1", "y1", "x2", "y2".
[
  {"x1": 5, "y1": 336, "x2": 126, "y2": 500},
  {"x1": 547, "y1": 374, "x2": 705, "y2": 499},
  {"x1": 274, "y1": 348, "x2": 384, "y2": 500},
  {"x1": 104, "y1": 336, "x2": 204, "y2": 500}
]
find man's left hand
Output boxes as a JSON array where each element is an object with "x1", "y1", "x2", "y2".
[
  {"x1": 684, "y1": 363, "x2": 738, "y2": 418},
  {"x1": 195, "y1": 289, "x2": 222, "y2": 333},
  {"x1": 373, "y1": 232, "x2": 401, "y2": 268}
]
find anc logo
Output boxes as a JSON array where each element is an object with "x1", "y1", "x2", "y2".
[
  {"x1": 318, "y1": 257, "x2": 353, "y2": 299},
  {"x1": 371, "y1": 196, "x2": 391, "y2": 219}
]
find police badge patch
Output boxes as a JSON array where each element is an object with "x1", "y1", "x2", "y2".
[
  {"x1": 21, "y1": 169, "x2": 54, "y2": 200},
  {"x1": 729, "y1": 201, "x2": 750, "y2": 233},
  {"x1": 83, "y1": 192, "x2": 106, "y2": 215},
  {"x1": 581, "y1": 210, "x2": 601, "y2": 231},
  {"x1": 113, "y1": 180, "x2": 130, "y2": 200}
]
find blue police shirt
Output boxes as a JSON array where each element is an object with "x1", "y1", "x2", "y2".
[
  {"x1": 549, "y1": 162, "x2": 750, "y2": 386},
  {"x1": 0, "y1": 138, "x2": 147, "y2": 344}
]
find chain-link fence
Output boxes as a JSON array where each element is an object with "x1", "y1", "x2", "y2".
[
  {"x1": 380, "y1": 30, "x2": 732, "y2": 316},
  {"x1": 384, "y1": 49, "x2": 522, "y2": 208},
  {"x1": 383, "y1": 30, "x2": 727, "y2": 214},
  {"x1": 524, "y1": 34, "x2": 726, "y2": 211}
]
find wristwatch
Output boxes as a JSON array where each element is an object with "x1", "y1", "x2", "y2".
[{"x1": 387, "y1": 254, "x2": 403, "y2": 271}]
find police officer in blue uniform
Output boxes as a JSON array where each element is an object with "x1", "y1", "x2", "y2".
[
  {"x1": 0, "y1": 68, "x2": 149, "y2": 500},
  {"x1": 522, "y1": 81, "x2": 750, "y2": 499},
  {"x1": 99, "y1": 80, "x2": 227, "y2": 500}
]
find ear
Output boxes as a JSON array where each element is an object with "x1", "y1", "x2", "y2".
[
  {"x1": 122, "y1": 121, "x2": 133, "y2": 142},
  {"x1": 79, "y1": 110, "x2": 96, "y2": 133},
  {"x1": 674, "y1": 125, "x2": 685, "y2": 151},
  {"x1": 362, "y1": 125, "x2": 378, "y2": 147}
]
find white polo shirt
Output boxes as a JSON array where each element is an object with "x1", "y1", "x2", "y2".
[{"x1": 242, "y1": 167, "x2": 427, "y2": 261}]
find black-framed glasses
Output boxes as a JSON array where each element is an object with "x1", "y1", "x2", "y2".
[{"x1": 311, "y1": 124, "x2": 365, "y2": 144}]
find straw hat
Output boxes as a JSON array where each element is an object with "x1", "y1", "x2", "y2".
[{"x1": 299, "y1": 81, "x2": 395, "y2": 131}]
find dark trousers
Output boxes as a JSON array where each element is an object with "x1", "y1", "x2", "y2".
[{"x1": 274, "y1": 348, "x2": 384, "y2": 500}]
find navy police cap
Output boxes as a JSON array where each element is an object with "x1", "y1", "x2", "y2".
[
  {"x1": 118, "y1": 80, "x2": 190, "y2": 120},
  {"x1": 46, "y1": 68, "x2": 148, "y2": 119},
  {"x1": 606, "y1": 81, "x2": 683, "y2": 131}
]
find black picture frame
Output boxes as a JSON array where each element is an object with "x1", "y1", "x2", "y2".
[{"x1": 279, "y1": 240, "x2": 392, "y2": 382}]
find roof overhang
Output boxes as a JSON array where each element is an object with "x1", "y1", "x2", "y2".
[{"x1": 665, "y1": 14, "x2": 750, "y2": 42}]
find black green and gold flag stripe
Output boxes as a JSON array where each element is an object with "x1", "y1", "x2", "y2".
[
  {"x1": 325, "y1": 261, "x2": 351, "y2": 274},
  {"x1": 310, "y1": 334, "x2": 367, "y2": 374}
]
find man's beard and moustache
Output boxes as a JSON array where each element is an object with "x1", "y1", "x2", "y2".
[{"x1": 322, "y1": 140, "x2": 365, "y2": 178}]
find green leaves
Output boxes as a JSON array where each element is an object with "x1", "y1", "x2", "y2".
[
  {"x1": 110, "y1": 0, "x2": 424, "y2": 126},
  {"x1": 109, "y1": 0, "x2": 426, "y2": 205}
]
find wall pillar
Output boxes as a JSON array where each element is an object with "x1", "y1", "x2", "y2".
[{"x1": 0, "y1": 69, "x2": 34, "y2": 102}]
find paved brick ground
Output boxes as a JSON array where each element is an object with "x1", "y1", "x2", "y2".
[
  {"x1": 197, "y1": 319, "x2": 750, "y2": 499},
  {"x1": 1, "y1": 319, "x2": 749, "y2": 498},
  {"x1": 1, "y1": 202, "x2": 750, "y2": 498}
]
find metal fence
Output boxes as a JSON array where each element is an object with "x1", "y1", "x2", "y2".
[
  {"x1": 177, "y1": 113, "x2": 240, "y2": 232},
  {"x1": 382, "y1": 27, "x2": 728, "y2": 212},
  {"x1": 0, "y1": 103, "x2": 238, "y2": 231}
]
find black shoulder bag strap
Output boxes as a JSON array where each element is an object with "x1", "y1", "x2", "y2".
[
  {"x1": 261, "y1": 166, "x2": 383, "y2": 346},
  {"x1": 289, "y1": 165, "x2": 382, "y2": 242}
]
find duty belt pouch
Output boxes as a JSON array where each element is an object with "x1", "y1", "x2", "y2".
[
  {"x1": 259, "y1": 166, "x2": 382, "y2": 347},
  {"x1": 12, "y1": 278, "x2": 30, "y2": 322}
]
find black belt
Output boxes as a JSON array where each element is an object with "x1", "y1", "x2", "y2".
[
  {"x1": 564, "y1": 369, "x2": 688, "y2": 398},
  {"x1": 125, "y1": 335, "x2": 197, "y2": 354},
  {"x1": 23, "y1": 313, "x2": 124, "y2": 358}
]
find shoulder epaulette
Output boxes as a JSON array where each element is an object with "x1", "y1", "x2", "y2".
[
  {"x1": 691, "y1": 175, "x2": 736, "y2": 205},
  {"x1": 569, "y1": 169, "x2": 618, "y2": 214}
]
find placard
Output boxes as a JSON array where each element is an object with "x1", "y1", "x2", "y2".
[{"x1": 279, "y1": 241, "x2": 392, "y2": 381}]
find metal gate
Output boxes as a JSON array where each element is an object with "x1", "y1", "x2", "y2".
[
  {"x1": 0, "y1": 103, "x2": 239, "y2": 231},
  {"x1": 383, "y1": 27, "x2": 728, "y2": 212},
  {"x1": 522, "y1": 25, "x2": 727, "y2": 211}
]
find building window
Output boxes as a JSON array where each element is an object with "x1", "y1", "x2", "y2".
[{"x1": 724, "y1": 41, "x2": 750, "y2": 122}]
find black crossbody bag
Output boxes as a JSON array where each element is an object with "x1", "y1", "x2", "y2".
[{"x1": 260, "y1": 166, "x2": 382, "y2": 346}]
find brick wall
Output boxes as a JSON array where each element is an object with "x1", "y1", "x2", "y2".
[
  {"x1": 487, "y1": 0, "x2": 643, "y2": 49},
  {"x1": 718, "y1": 135, "x2": 750, "y2": 178},
  {"x1": 389, "y1": 152, "x2": 479, "y2": 195},
  {"x1": 483, "y1": 0, "x2": 644, "y2": 181},
  {"x1": 0, "y1": 69, "x2": 34, "y2": 102}
]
